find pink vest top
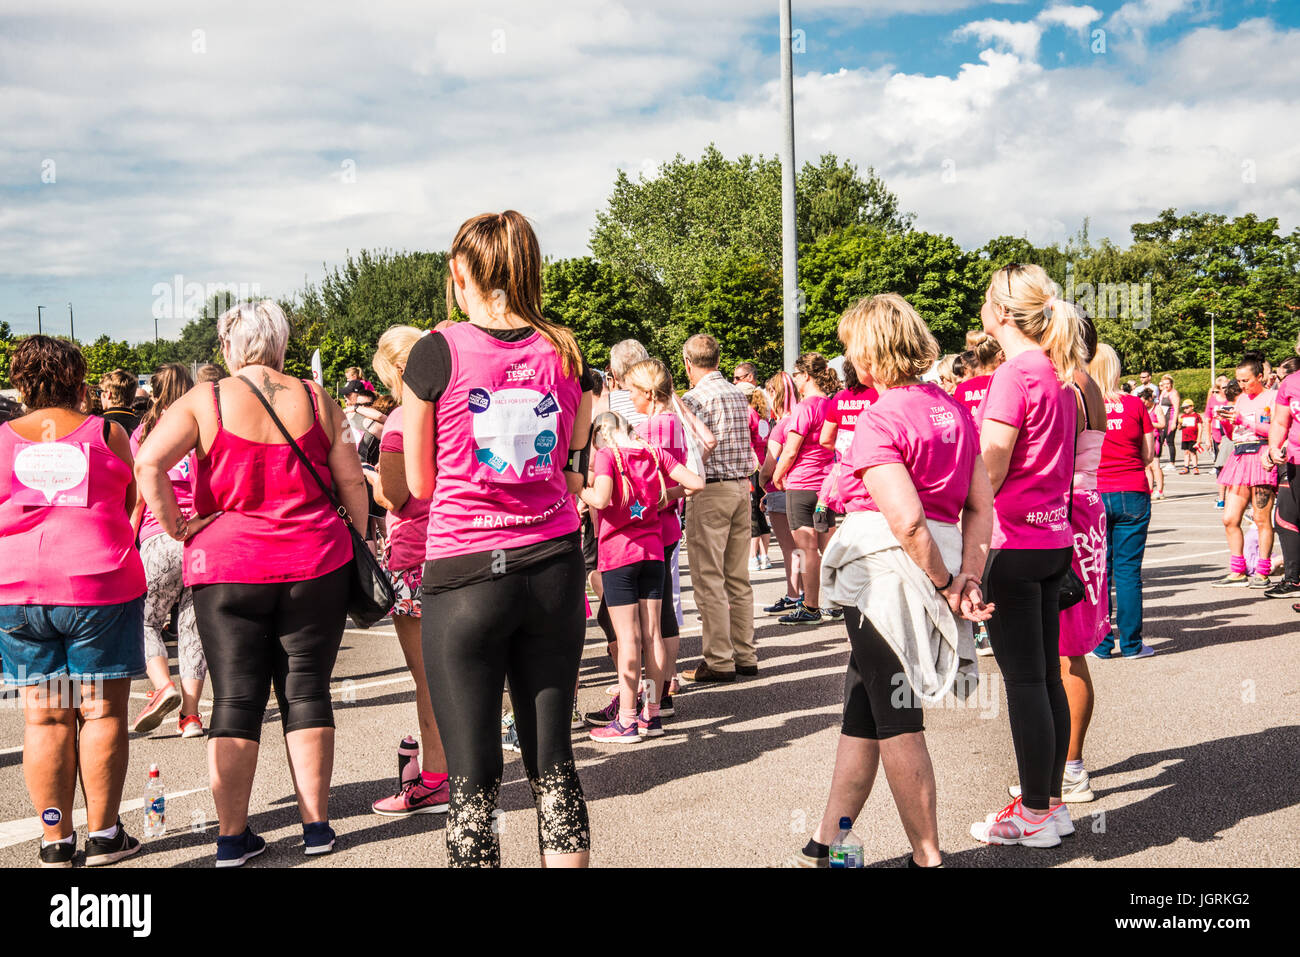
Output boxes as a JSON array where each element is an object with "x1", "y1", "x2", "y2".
[
  {"x1": 0, "y1": 415, "x2": 146, "y2": 606},
  {"x1": 424, "y1": 323, "x2": 581, "y2": 560},
  {"x1": 184, "y1": 381, "x2": 351, "y2": 587},
  {"x1": 130, "y1": 421, "x2": 197, "y2": 544}
]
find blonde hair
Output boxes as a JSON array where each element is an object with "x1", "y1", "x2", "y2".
[
  {"x1": 765, "y1": 372, "x2": 797, "y2": 419},
  {"x1": 218, "y1": 300, "x2": 291, "y2": 372},
  {"x1": 987, "y1": 264, "x2": 1083, "y2": 383},
  {"x1": 372, "y1": 325, "x2": 425, "y2": 396},
  {"x1": 621, "y1": 358, "x2": 673, "y2": 405},
  {"x1": 1090, "y1": 343, "x2": 1122, "y2": 400},
  {"x1": 749, "y1": 387, "x2": 769, "y2": 419},
  {"x1": 98, "y1": 368, "x2": 136, "y2": 408},
  {"x1": 936, "y1": 354, "x2": 958, "y2": 394},
  {"x1": 968, "y1": 332, "x2": 1003, "y2": 372},
  {"x1": 838, "y1": 293, "x2": 940, "y2": 388},
  {"x1": 591, "y1": 410, "x2": 664, "y2": 509}
]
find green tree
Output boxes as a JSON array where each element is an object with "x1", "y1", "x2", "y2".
[
  {"x1": 0, "y1": 321, "x2": 14, "y2": 388},
  {"x1": 673, "y1": 254, "x2": 783, "y2": 382},
  {"x1": 80, "y1": 335, "x2": 137, "y2": 382},
  {"x1": 542, "y1": 257, "x2": 653, "y2": 371},
  {"x1": 799, "y1": 226, "x2": 985, "y2": 355}
]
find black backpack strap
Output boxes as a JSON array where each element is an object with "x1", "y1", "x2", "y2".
[{"x1": 235, "y1": 374, "x2": 352, "y2": 529}]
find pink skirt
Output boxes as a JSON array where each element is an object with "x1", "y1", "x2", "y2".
[
  {"x1": 1218, "y1": 445, "x2": 1277, "y2": 489},
  {"x1": 1059, "y1": 488, "x2": 1109, "y2": 656}
]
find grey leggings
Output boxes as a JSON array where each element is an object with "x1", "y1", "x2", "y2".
[{"x1": 140, "y1": 533, "x2": 207, "y2": 682}]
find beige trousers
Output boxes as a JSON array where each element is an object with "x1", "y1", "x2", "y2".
[{"x1": 684, "y1": 478, "x2": 756, "y2": 671}]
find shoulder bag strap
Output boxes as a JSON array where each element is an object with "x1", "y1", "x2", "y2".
[{"x1": 236, "y1": 375, "x2": 353, "y2": 529}]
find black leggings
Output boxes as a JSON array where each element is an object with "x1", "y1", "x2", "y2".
[
  {"x1": 422, "y1": 549, "x2": 589, "y2": 867},
  {"x1": 1275, "y1": 465, "x2": 1300, "y2": 582},
  {"x1": 191, "y1": 564, "x2": 350, "y2": 741},
  {"x1": 841, "y1": 607, "x2": 923, "y2": 740},
  {"x1": 597, "y1": 544, "x2": 679, "y2": 641},
  {"x1": 982, "y1": 547, "x2": 1073, "y2": 810}
]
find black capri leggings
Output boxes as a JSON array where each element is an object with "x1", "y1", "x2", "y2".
[
  {"x1": 841, "y1": 607, "x2": 923, "y2": 740},
  {"x1": 422, "y1": 548, "x2": 589, "y2": 867},
  {"x1": 1275, "y1": 464, "x2": 1300, "y2": 582},
  {"x1": 982, "y1": 546, "x2": 1073, "y2": 810},
  {"x1": 191, "y1": 563, "x2": 350, "y2": 741}
]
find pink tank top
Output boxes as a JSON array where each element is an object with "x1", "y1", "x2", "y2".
[
  {"x1": 0, "y1": 415, "x2": 146, "y2": 605},
  {"x1": 130, "y1": 421, "x2": 197, "y2": 544},
  {"x1": 424, "y1": 323, "x2": 581, "y2": 560},
  {"x1": 184, "y1": 380, "x2": 351, "y2": 587}
]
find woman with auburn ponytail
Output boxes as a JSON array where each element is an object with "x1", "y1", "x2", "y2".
[
  {"x1": 970, "y1": 263, "x2": 1084, "y2": 851},
  {"x1": 402, "y1": 211, "x2": 598, "y2": 867}
]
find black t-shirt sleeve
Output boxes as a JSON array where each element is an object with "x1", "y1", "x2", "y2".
[
  {"x1": 402, "y1": 332, "x2": 452, "y2": 404},
  {"x1": 579, "y1": 359, "x2": 598, "y2": 394}
]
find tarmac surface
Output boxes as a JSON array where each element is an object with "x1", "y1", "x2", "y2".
[{"x1": 1, "y1": 467, "x2": 1296, "y2": 868}]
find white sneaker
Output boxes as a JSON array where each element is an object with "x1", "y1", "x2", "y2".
[
  {"x1": 748, "y1": 557, "x2": 761, "y2": 572},
  {"x1": 976, "y1": 643, "x2": 995, "y2": 657},
  {"x1": 1004, "y1": 789, "x2": 1077, "y2": 835},
  {"x1": 1008, "y1": 767, "x2": 1092, "y2": 804},
  {"x1": 1124, "y1": 644, "x2": 1156, "y2": 659},
  {"x1": 971, "y1": 797, "x2": 1060, "y2": 847},
  {"x1": 759, "y1": 556, "x2": 773, "y2": 570}
]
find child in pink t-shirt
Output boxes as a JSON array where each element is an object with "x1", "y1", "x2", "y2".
[{"x1": 580, "y1": 412, "x2": 702, "y2": 743}]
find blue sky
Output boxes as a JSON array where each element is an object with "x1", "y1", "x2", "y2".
[{"x1": 2, "y1": 0, "x2": 1297, "y2": 345}]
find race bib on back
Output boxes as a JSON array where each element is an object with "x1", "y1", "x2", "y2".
[{"x1": 10, "y1": 441, "x2": 90, "y2": 506}]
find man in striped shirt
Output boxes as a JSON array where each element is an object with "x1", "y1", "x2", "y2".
[{"x1": 680, "y1": 334, "x2": 758, "y2": 682}]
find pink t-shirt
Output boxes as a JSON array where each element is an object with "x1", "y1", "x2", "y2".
[
  {"x1": 1228, "y1": 387, "x2": 1276, "y2": 447},
  {"x1": 955, "y1": 374, "x2": 992, "y2": 418},
  {"x1": 130, "y1": 422, "x2": 197, "y2": 544},
  {"x1": 842, "y1": 383, "x2": 977, "y2": 525},
  {"x1": 1098, "y1": 394, "x2": 1153, "y2": 494},
  {"x1": 1205, "y1": 392, "x2": 1228, "y2": 443},
  {"x1": 783, "y1": 395, "x2": 834, "y2": 491},
  {"x1": 763, "y1": 417, "x2": 791, "y2": 493},
  {"x1": 0, "y1": 415, "x2": 146, "y2": 605},
  {"x1": 748, "y1": 408, "x2": 771, "y2": 466},
  {"x1": 637, "y1": 411, "x2": 688, "y2": 546},
  {"x1": 826, "y1": 386, "x2": 878, "y2": 458},
  {"x1": 1274, "y1": 374, "x2": 1300, "y2": 463},
  {"x1": 378, "y1": 405, "x2": 430, "y2": 572},
  {"x1": 423, "y1": 323, "x2": 581, "y2": 560},
  {"x1": 592, "y1": 443, "x2": 682, "y2": 572},
  {"x1": 979, "y1": 350, "x2": 1073, "y2": 550}
]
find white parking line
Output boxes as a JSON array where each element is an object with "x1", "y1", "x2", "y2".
[{"x1": 0, "y1": 787, "x2": 208, "y2": 851}]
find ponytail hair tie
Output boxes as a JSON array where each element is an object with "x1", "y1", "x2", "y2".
[{"x1": 1043, "y1": 295, "x2": 1058, "y2": 319}]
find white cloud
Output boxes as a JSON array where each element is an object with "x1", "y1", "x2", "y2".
[
  {"x1": 1037, "y1": 5, "x2": 1103, "y2": 33},
  {"x1": 953, "y1": 19, "x2": 1045, "y2": 60},
  {"x1": 1109, "y1": 0, "x2": 1196, "y2": 32}
]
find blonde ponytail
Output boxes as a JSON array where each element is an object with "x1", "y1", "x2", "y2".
[{"x1": 987, "y1": 264, "x2": 1084, "y2": 383}]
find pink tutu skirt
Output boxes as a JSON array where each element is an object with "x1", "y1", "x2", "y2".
[
  {"x1": 1218, "y1": 444, "x2": 1277, "y2": 489},
  {"x1": 1058, "y1": 488, "x2": 1109, "y2": 656}
]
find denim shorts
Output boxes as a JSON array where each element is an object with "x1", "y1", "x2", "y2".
[{"x1": 0, "y1": 596, "x2": 146, "y2": 685}]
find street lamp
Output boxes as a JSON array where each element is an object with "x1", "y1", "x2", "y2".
[
  {"x1": 779, "y1": 0, "x2": 799, "y2": 371},
  {"x1": 37, "y1": 305, "x2": 44, "y2": 335},
  {"x1": 68, "y1": 303, "x2": 75, "y2": 342}
]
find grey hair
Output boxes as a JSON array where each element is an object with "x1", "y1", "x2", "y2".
[
  {"x1": 609, "y1": 339, "x2": 650, "y2": 379},
  {"x1": 217, "y1": 300, "x2": 291, "y2": 372}
]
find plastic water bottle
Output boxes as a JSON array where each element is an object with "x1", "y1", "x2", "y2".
[
  {"x1": 397, "y1": 735, "x2": 420, "y2": 791},
  {"x1": 144, "y1": 764, "x2": 165, "y2": 838},
  {"x1": 829, "y1": 816, "x2": 863, "y2": 868}
]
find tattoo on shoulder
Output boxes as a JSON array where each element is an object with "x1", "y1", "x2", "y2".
[{"x1": 261, "y1": 371, "x2": 289, "y2": 406}]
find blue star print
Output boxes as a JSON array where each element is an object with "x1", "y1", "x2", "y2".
[{"x1": 629, "y1": 502, "x2": 646, "y2": 519}]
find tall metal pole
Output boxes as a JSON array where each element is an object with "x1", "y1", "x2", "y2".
[
  {"x1": 779, "y1": 0, "x2": 799, "y2": 371},
  {"x1": 68, "y1": 303, "x2": 75, "y2": 342},
  {"x1": 1210, "y1": 312, "x2": 1215, "y2": 385},
  {"x1": 37, "y1": 305, "x2": 44, "y2": 335}
]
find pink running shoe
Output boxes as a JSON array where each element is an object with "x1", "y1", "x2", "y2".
[
  {"x1": 178, "y1": 714, "x2": 205, "y2": 738},
  {"x1": 132, "y1": 683, "x2": 181, "y2": 734},
  {"x1": 372, "y1": 778, "x2": 450, "y2": 817},
  {"x1": 589, "y1": 719, "x2": 640, "y2": 744},
  {"x1": 970, "y1": 796, "x2": 1060, "y2": 848}
]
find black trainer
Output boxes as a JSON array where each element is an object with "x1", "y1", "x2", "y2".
[
  {"x1": 39, "y1": 833, "x2": 76, "y2": 868},
  {"x1": 84, "y1": 820, "x2": 141, "y2": 866},
  {"x1": 1263, "y1": 578, "x2": 1300, "y2": 598}
]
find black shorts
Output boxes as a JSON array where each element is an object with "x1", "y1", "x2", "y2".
[
  {"x1": 786, "y1": 489, "x2": 833, "y2": 531},
  {"x1": 601, "y1": 560, "x2": 665, "y2": 607},
  {"x1": 841, "y1": 607, "x2": 923, "y2": 740},
  {"x1": 1181, "y1": 440, "x2": 1198, "y2": 451},
  {"x1": 750, "y1": 473, "x2": 770, "y2": 537}
]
